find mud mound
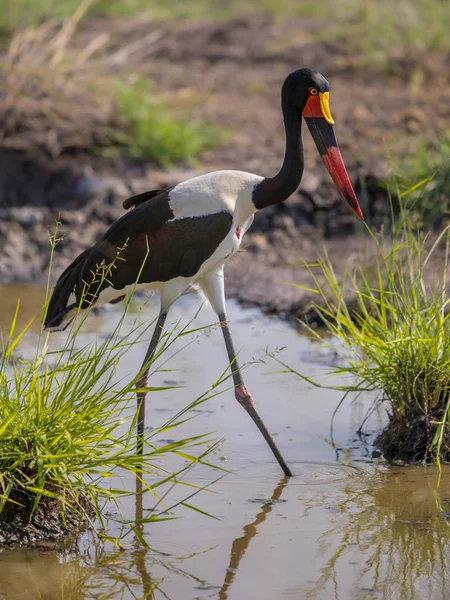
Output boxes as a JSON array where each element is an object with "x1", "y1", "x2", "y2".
[
  {"x1": 376, "y1": 409, "x2": 450, "y2": 463},
  {"x1": 0, "y1": 492, "x2": 93, "y2": 546}
]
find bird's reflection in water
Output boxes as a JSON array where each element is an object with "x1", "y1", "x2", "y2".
[
  {"x1": 303, "y1": 466, "x2": 450, "y2": 599},
  {"x1": 218, "y1": 475, "x2": 289, "y2": 600},
  {"x1": 134, "y1": 474, "x2": 154, "y2": 599},
  {"x1": 133, "y1": 473, "x2": 216, "y2": 599},
  {"x1": 132, "y1": 473, "x2": 289, "y2": 599}
]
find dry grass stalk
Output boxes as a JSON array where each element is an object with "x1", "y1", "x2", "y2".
[{"x1": 0, "y1": 8, "x2": 166, "y2": 159}]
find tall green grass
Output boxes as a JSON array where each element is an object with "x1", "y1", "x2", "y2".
[
  {"x1": 284, "y1": 184, "x2": 450, "y2": 463},
  {"x1": 0, "y1": 290, "x2": 226, "y2": 544}
]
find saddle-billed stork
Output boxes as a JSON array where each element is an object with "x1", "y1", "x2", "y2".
[{"x1": 45, "y1": 69, "x2": 363, "y2": 477}]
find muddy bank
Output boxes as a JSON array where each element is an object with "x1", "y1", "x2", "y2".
[
  {"x1": 376, "y1": 409, "x2": 450, "y2": 463},
  {"x1": 0, "y1": 493, "x2": 93, "y2": 546}
]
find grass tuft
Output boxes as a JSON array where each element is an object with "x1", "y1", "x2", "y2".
[
  {"x1": 0, "y1": 282, "x2": 226, "y2": 544},
  {"x1": 111, "y1": 77, "x2": 224, "y2": 167},
  {"x1": 285, "y1": 188, "x2": 450, "y2": 463},
  {"x1": 389, "y1": 133, "x2": 450, "y2": 229}
]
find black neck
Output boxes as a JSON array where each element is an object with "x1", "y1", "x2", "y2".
[{"x1": 252, "y1": 98, "x2": 304, "y2": 210}]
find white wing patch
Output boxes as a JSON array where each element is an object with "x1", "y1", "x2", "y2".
[{"x1": 168, "y1": 170, "x2": 263, "y2": 225}]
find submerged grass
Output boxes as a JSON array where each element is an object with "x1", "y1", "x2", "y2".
[
  {"x1": 0, "y1": 280, "x2": 226, "y2": 544},
  {"x1": 307, "y1": 467, "x2": 450, "y2": 598},
  {"x1": 285, "y1": 182, "x2": 450, "y2": 463}
]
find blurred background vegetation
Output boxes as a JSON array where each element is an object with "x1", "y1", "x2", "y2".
[
  {"x1": 0, "y1": 0, "x2": 448, "y2": 291},
  {"x1": 0, "y1": 0, "x2": 448, "y2": 174},
  {"x1": 2, "y1": 0, "x2": 449, "y2": 59}
]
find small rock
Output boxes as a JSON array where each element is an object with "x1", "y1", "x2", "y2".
[
  {"x1": 249, "y1": 233, "x2": 268, "y2": 249},
  {"x1": 299, "y1": 171, "x2": 320, "y2": 194},
  {"x1": 59, "y1": 211, "x2": 86, "y2": 226},
  {"x1": 353, "y1": 104, "x2": 372, "y2": 122}
]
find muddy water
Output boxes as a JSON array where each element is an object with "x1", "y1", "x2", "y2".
[{"x1": 1, "y1": 286, "x2": 450, "y2": 599}]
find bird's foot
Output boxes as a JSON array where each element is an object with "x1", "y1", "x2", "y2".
[
  {"x1": 235, "y1": 384, "x2": 255, "y2": 411},
  {"x1": 235, "y1": 384, "x2": 292, "y2": 477}
]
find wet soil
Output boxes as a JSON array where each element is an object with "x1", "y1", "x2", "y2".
[
  {"x1": 376, "y1": 408, "x2": 450, "y2": 463},
  {"x1": 0, "y1": 14, "x2": 449, "y2": 319},
  {"x1": 0, "y1": 493, "x2": 93, "y2": 546}
]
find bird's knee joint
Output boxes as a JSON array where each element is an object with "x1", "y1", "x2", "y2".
[
  {"x1": 137, "y1": 377, "x2": 148, "y2": 394},
  {"x1": 235, "y1": 384, "x2": 254, "y2": 410}
]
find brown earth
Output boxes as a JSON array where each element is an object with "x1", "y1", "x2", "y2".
[
  {"x1": 0, "y1": 14, "x2": 449, "y2": 318},
  {"x1": 0, "y1": 492, "x2": 93, "y2": 546},
  {"x1": 376, "y1": 407, "x2": 450, "y2": 463}
]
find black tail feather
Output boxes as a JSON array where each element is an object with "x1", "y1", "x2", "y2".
[
  {"x1": 44, "y1": 249, "x2": 90, "y2": 329},
  {"x1": 122, "y1": 188, "x2": 170, "y2": 210}
]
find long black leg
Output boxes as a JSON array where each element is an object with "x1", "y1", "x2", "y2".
[
  {"x1": 218, "y1": 312, "x2": 292, "y2": 477},
  {"x1": 136, "y1": 310, "x2": 167, "y2": 454}
]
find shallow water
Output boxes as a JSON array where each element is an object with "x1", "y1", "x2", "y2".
[{"x1": 1, "y1": 285, "x2": 450, "y2": 599}]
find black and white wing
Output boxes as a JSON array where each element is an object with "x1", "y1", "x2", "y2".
[
  {"x1": 45, "y1": 188, "x2": 232, "y2": 329},
  {"x1": 122, "y1": 188, "x2": 171, "y2": 210}
]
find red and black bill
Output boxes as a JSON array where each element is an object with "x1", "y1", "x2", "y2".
[{"x1": 303, "y1": 94, "x2": 364, "y2": 221}]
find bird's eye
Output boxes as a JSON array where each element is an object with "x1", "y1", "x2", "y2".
[{"x1": 309, "y1": 88, "x2": 318, "y2": 95}]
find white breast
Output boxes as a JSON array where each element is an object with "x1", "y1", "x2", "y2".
[{"x1": 196, "y1": 214, "x2": 253, "y2": 280}]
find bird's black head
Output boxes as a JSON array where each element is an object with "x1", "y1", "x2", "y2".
[
  {"x1": 281, "y1": 68, "x2": 363, "y2": 220},
  {"x1": 282, "y1": 68, "x2": 330, "y2": 112}
]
